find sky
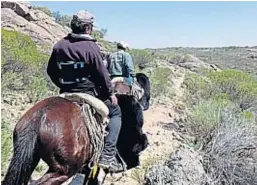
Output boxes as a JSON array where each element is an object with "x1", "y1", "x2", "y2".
[{"x1": 30, "y1": 1, "x2": 257, "y2": 49}]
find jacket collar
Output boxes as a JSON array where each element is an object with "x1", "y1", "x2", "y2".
[{"x1": 66, "y1": 33, "x2": 97, "y2": 42}]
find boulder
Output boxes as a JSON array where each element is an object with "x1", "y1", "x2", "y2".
[
  {"x1": 144, "y1": 145, "x2": 213, "y2": 185},
  {"x1": 1, "y1": 1, "x2": 71, "y2": 48}
]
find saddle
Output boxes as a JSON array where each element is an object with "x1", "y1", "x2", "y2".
[
  {"x1": 111, "y1": 77, "x2": 145, "y2": 100},
  {"x1": 59, "y1": 92, "x2": 127, "y2": 173},
  {"x1": 111, "y1": 77, "x2": 131, "y2": 95},
  {"x1": 59, "y1": 93, "x2": 109, "y2": 124}
]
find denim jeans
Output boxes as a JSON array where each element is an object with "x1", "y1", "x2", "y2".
[
  {"x1": 101, "y1": 99, "x2": 122, "y2": 160},
  {"x1": 123, "y1": 76, "x2": 133, "y2": 86}
]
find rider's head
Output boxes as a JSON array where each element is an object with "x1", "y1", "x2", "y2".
[
  {"x1": 117, "y1": 41, "x2": 129, "y2": 51},
  {"x1": 71, "y1": 10, "x2": 95, "y2": 35}
]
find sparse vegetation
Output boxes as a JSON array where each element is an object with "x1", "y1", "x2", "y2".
[
  {"x1": 1, "y1": 29, "x2": 53, "y2": 175},
  {"x1": 131, "y1": 155, "x2": 167, "y2": 185},
  {"x1": 130, "y1": 49, "x2": 155, "y2": 70},
  {"x1": 183, "y1": 69, "x2": 257, "y2": 184},
  {"x1": 149, "y1": 67, "x2": 174, "y2": 99},
  {"x1": 52, "y1": 11, "x2": 72, "y2": 27},
  {"x1": 32, "y1": 6, "x2": 52, "y2": 17},
  {"x1": 35, "y1": 164, "x2": 45, "y2": 173},
  {"x1": 1, "y1": 120, "x2": 13, "y2": 174},
  {"x1": 1, "y1": 29, "x2": 54, "y2": 102},
  {"x1": 204, "y1": 109, "x2": 257, "y2": 185}
]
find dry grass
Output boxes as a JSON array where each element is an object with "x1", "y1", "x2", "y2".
[
  {"x1": 203, "y1": 109, "x2": 257, "y2": 185},
  {"x1": 130, "y1": 155, "x2": 168, "y2": 185}
]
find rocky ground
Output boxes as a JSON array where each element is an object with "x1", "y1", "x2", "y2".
[{"x1": 1, "y1": 1, "x2": 70, "y2": 48}]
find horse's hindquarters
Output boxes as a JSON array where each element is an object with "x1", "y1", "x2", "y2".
[
  {"x1": 9, "y1": 97, "x2": 93, "y2": 184},
  {"x1": 37, "y1": 97, "x2": 92, "y2": 170}
]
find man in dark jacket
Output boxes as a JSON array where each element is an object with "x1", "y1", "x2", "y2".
[{"x1": 47, "y1": 10, "x2": 123, "y2": 172}]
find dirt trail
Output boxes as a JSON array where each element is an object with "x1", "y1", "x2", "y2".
[{"x1": 61, "y1": 104, "x2": 183, "y2": 185}]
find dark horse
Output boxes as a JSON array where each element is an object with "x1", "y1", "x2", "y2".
[{"x1": 2, "y1": 73, "x2": 150, "y2": 185}]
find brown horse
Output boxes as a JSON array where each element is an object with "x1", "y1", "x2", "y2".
[{"x1": 2, "y1": 73, "x2": 150, "y2": 185}]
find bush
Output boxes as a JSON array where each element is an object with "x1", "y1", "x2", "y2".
[
  {"x1": 52, "y1": 11, "x2": 72, "y2": 27},
  {"x1": 183, "y1": 72, "x2": 212, "y2": 106},
  {"x1": 27, "y1": 76, "x2": 54, "y2": 103},
  {"x1": 1, "y1": 29, "x2": 51, "y2": 94},
  {"x1": 187, "y1": 95, "x2": 235, "y2": 145},
  {"x1": 203, "y1": 109, "x2": 257, "y2": 185},
  {"x1": 184, "y1": 69, "x2": 257, "y2": 112},
  {"x1": 184, "y1": 69, "x2": 257, "y2": 185},
  {"x1": 131, "y1": 155, "x2": 165, "y2": 185},
  {"x1": 1, "y1": 71, "x2": 24, "y2": 92},
  {"x1": 150, "y1": 67, "x2": 173, "y2": 98},
  {"x1": 32, "y1": 6, "x2": 52, "y2": 17},
  {"x1": 1, "y1": 120, "x2": 13, "y2": 175},
  {"x1": 130, "y1": 49, "x2": 155, "y2": 70},
  {"x1": 208, "y1": 69, "x2": 257, "y2": 111},
  {"x1": 1, "y1": 29, "x2": 48, "y2": 68}
]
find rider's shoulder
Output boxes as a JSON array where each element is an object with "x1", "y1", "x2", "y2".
[
  {"x1": 123, "y1": 51, "x2": 131, "y2": 57},
  {"x1": 52, "y1": 39, "x2": 63, "y2": 50}
]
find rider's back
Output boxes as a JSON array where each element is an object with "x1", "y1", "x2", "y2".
[
  {"x1": 108, "y1": 50, "x2": 133, "y2": 78},
  {"x1": 47, "y1": 34, "x2": 112, "y2": 98}
]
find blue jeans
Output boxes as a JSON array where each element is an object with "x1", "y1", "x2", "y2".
[
  {"x1": 123, "y1": 77, "x2": 133, "y2": 86},
  {"x1": 101, "y1": 99, "x2": 122, "y2": 160}
]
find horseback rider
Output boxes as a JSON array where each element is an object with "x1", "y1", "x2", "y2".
[
  {"x1": 107, "y1": 41, "x2": 136, "y2": 86},
  {"x1": 107, "y1": 42, "x2": 145, "y2": 101},
  {"x1": 46, "y1": 10, "x2": 123, "y2": 172}
]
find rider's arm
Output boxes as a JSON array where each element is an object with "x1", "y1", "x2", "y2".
[
  {"x1": 89, "y1": 47, "x2": 113, "y2": 98},
  {"x1": 47, "y1": 49, "x2": 61, "y2": 87},
  {"x1": 125, "y1": 53, "x2": 136, "y2": 78}
]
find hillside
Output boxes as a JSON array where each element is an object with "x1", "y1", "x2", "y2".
[
  {"x1": 148, "y1": 46, "x2": 257, "y2": 76},
  {"x1": 1, "y1": 1, "x2": 257, "y2": 185}
]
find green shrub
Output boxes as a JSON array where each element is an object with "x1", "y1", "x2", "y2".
[
  {"x1": 188, "y1": 96, "x2": 234, "y2": 143},
  {"x1": 183, "y1": 61, "x2": 257, "y2": 184},
  {"x1": 208, "y1": 69, "x2": 257, "y2": 111},
  {"x1": 1, "y1": 29, "x2": 51, "y2": 97},
  {"x1": 1, "y1": 29, "x2": 48, "y2": 68},
  {"x1": 184, "y1": 69, "x2": 257, "y2": 112},
  {"x1": 130, "y1": 49, "x2": 155, "y2": 70},
  {"x1": 27, "y1": 76, "x2": 53, "y2": 102},
  {"x1": 183, "y1": 72, "x2": 212, "y2": 105},
  {"x1": 240, "y1": 110, "x2": 255, "y2": 120},
  {"x1": 1, "y1": 120, "x2": 13, "y2": 174},
  {"x1": 32, "y1": 6, "x2": 52, "y2": 17},
  {"x1": 1, "y1": 72, "x2": 24, "y2": 92},
  {"x1": 35, "y1": 163, "x2": 45, "y2": 173},
  {"x1": 52, "y1": 11, "x2": 72, "y2": 27},
  {"x1": 150, "y1": 67, "x2": 173, "y2": 98}
]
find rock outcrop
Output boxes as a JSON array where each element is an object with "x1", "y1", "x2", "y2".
[
  {"x1": 177, "y1": 54, "x2": 221, "y2": 72},
  {"x1": 144, "y1": 145, "x2": 213, "y2": 185},
  {"x1": 1, "y1": 1, "x2": 70, "y2": 47}
]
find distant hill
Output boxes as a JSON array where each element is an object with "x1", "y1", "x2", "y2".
[{"x1": 147, "y1": 46, "x2": 257, "y2": 76}]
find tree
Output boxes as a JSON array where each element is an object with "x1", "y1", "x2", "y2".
[
  {"x1": 52, "y1": 11, "x2": 72, "y2": 27},
  {"x1": 100, "y1": 28, "x2": 108, "y2": 37}
]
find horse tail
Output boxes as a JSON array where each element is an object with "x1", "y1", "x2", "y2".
[{"x1": 2, "y1": 110, "x2": 45, "y2": 185}]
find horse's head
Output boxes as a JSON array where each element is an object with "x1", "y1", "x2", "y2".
[{"x1": 136, "y1": 73, "x2": 151, "y2": 111}]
